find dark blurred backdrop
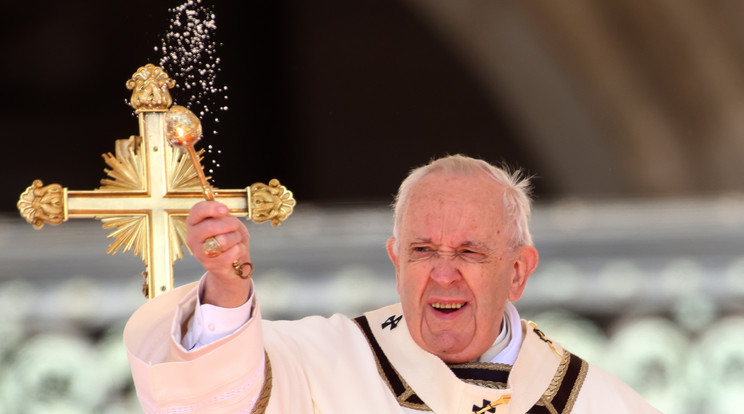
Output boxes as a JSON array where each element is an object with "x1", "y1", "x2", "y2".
[
  {"x1": 7, "y1": 1, "x2": 744, "y2": 212},
  {"x1": 3, "y1": 0, "x2": 533, "y2": 210}
]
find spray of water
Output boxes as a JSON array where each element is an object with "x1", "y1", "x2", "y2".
[{"x1": 154, "y1": 0, "x2": 228, "y2": 181}]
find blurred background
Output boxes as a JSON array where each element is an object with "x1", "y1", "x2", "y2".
[{"x1": 2, "y1": 1, "x2": 744, "y2": 412}]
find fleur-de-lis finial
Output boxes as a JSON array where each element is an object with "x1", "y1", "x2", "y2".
[
  {"x1": 126, "y1": 63, "x2": 176, "y2": 112},
  {"x1": 17, "y1": 180, "x2": 66, "y2": 229}
]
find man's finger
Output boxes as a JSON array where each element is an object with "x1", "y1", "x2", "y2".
[{"x1": 186, "y1": 201, "x2": 230, "y2": 225}]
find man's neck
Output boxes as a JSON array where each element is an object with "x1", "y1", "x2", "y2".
[{"x1": 478, "y1": 301, "x2": 522, "y2": 365}]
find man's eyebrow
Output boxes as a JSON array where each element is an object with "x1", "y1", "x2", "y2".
[
  {"x1": 407, "y1": 239, "x2": 490, "y2": 250},
  {"x1": 458, "y1": 241, "x2": 490, "y2": 250}
]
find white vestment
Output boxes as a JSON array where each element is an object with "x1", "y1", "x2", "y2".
[{"x1": 125, "y1": 282, "x2": 660, "y2": 413}]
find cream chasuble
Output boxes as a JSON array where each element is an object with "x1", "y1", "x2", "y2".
[{"x1": 125, "y1": 282, "x2": 660, "y2": 413}]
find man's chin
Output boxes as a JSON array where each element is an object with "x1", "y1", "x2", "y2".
[
  {"x1": 420, "y1": 333, "x2": 480, "y2": 364},
  {"x1": 434, "y1": 348, "x2": 481, "y2": 364}
]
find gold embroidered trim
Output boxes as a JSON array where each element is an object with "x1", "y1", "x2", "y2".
[
  {"x1": 352, "y1": 319, "x2": 431, "y2": 411},
  {"x1": 542, "y1": 350, "x2": 571, "y2": 401},
  {"x1": 535, "y1": 399, "x2": 561, "y2": 414},
  {"x1": 449, "y1": 361, "x2": 512, "y2": 371},
  {"x1": 533, "y1": 350, "x2": 589, "y2": 414},
  {"x1": 449, "y1": 361, "x2": 511, "y2": 390},
  {"x1": 250, "y1": 351, "x2": 273, "y2": 414},
  {"x1": 562, "y1": 357, "x2": 588, "y2": 414},
  {"x1": 462, "y1": 379, "x2": 508, "y2": 389}
]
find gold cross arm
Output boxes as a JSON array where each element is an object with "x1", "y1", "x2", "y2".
[{"x1": 17, "y1": 64, "x2": 295, "y2": 299}]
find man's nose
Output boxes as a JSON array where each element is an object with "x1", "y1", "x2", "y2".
[{"x1": 430, "y1": 254, "x2": 462, "y2": 286}]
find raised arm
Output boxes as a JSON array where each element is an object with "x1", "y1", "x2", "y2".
[{"x1": 125, "y1": 200, "x2": 270, "y2": 412}]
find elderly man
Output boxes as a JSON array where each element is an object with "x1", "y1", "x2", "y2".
[{"x1": 125, "y1": 154, "x2": 660, "y2": 413}]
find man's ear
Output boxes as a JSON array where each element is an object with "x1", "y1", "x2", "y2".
[
  {"x1": 386, "y1": 237, "x2": 399, "y2": 269},
  {"x1": 386, "y1": 237, "x2": 402, "y2": 294},
  {"x1": 508, "y1": 245, "x2": 539, "y2": 302}
]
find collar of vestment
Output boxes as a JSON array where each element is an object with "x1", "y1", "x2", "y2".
[
  {"x1": 354, "y1": 303, "x2": 587, "y2": 414},
  {"x1": 479, "y1": 300, "x2": 522, "y2": 365}
]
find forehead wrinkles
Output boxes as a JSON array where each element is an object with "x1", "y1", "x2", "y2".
[{"x1": 403, "y1": 179, "x2": 504, "y2": 247}]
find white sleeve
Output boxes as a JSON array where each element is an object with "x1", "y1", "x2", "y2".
[{"x1": 181, "y1": 275, "x2": 255, "y2": 351}]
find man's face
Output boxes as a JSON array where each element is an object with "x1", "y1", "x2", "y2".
[{"x1": 387, "y1": 171, "x2": 538, "y2": 363}]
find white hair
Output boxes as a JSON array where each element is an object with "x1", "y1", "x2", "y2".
[{"x1": 391, "y1": 154, "x2": 534, "y2": 251}]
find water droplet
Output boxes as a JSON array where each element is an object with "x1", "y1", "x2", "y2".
[{"x1": 157, "y1": 0, "x2": 228, "y2": 175}]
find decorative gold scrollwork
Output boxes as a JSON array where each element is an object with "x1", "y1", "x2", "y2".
[
  {"x1": 126, "y1": 63, "x2": 175, "y2": 112},
  {"x1": 17, "y1": 180, "x2": 66, "y2": 229},
  {"x1": 250, "y1": 179, "x2": 296, "y2": 226}
]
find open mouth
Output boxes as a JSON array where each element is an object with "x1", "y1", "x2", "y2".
[{"x1": 431, "y1": 302, "x2": 467, "y2": 314}]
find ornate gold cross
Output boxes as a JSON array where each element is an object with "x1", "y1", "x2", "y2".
[{"x1": 17, "y1": 64, "x2": 295, "y2": 299}]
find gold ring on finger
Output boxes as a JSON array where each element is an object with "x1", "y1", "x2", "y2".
[{"x1": 203, "y1": 236, "x2": 222, "y2": 257}]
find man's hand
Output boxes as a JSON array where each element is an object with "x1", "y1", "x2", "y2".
[{"x1": 186, "y1": 201, "x2": 253, "y2": 308}]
